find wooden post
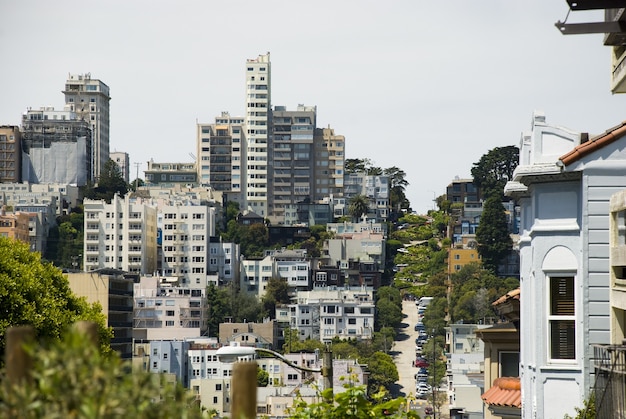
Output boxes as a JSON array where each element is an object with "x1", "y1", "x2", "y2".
[
  {"x1": 6, "y1": 325, "x2": 35, "y2": 384},
  {"x1": 323, "y1": 348, "x2": 333, "y2": 397},
  {"x1": 231, "y1": 361, "x2": 257, "y2": 419}
]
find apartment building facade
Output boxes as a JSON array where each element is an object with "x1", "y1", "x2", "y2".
[
  {"x1": 0, "y1": 209, "x2": 30, "y2": 244},
  {"x1": 288, "y1": 287, "x2": 375, "y2": 343},
  {"x1": 196, "y1": 112, "x2": 245, "y2": 206},
  {"x1": 0, "y1": 125, "x2": 20, "y2": 183},
  {"x1": 158, "y1": 202, "x2": 215, "y2": 286},
  {"x1": 245, "y1": 52, "x2": 271, "y2": 217},
  {"x1": 83, "y1": 194, "x2": 158, "y2": 274},
  {"x1": 21, "y1": 107, "x2": 93, "y2": 185},
  {"x1": 62, "y1": 73, "x2": 110, "y2": 179},
  {"x1": 134, "y1": 275, "x2": 208, "y2": 340}
]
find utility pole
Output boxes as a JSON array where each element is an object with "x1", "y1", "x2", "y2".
[
  {"x1": 133, "y1": 162, "x2": 141, "y2": 190},
  {"x1": 432, "y1": 328, "x2": 437, "y2": 419}
]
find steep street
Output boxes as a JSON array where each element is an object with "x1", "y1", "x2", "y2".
[{"x1": 392, "y1": 299, "x2": 436, "y2": 417}]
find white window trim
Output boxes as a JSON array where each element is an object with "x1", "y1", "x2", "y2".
[{"x1": 545, "y1": 272, "x2": 577, "y2": 365}]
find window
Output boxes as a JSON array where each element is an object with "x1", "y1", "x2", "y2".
[
  {"x1": 499, "y1": 351, "x2": 520, "y2": 377},
  {"x1": 216, "y1": 384, "x2": 222, "y2": 391},
  {"x1": 549, "y1": 276, "x2": 575, "y2": 360}
]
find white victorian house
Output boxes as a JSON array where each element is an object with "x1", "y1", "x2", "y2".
[{"x1": 504, "y1": 111, "x2": 626, "y2": 418}]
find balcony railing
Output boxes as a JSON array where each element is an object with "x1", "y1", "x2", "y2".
[{"x1": 593, "y1": 343, "x2": 626, "y2": 418}]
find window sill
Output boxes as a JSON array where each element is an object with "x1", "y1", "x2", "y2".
[{"x1": 538, "y1": 364, "x2": 581, "y2": 373}]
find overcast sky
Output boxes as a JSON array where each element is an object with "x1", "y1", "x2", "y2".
[{"x1": 2, "y1": 1, "x2": 625, "y2": 213}]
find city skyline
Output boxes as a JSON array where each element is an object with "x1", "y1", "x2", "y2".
[{"x1": 2, "y1": 1, "x2": 626, "y2": 213}]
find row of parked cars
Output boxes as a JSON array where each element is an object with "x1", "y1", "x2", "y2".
[{"x1": 413, "y1": 297, "x2": 433, "y2": 400}]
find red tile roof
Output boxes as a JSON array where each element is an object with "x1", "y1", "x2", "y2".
[
  {"x1": 492, "y1": 287, "x2": 520, "y2": 307},
  {"x1": 481, "y1": 377, "x2": 521, "y2": 408},
  {"x1": 560, "y1": 122, "x2": 626, "y2": 166}
]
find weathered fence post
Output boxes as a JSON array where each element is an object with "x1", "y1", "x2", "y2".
[{"x1": 231, "y1": 361, "x2": 257, "y2": 419}]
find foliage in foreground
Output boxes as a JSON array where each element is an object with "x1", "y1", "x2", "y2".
[
  {"x1": 0, "y1": 329, "x2": 212, "y2": 418},
  {"x1": 287, "y1": 379, "x2": 418, "y2": 419},
  {"x1": 0, "y1": 236, "x2": 112, "y2": 366}
]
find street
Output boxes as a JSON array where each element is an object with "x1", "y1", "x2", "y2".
[{"x1": 392, "y1": 299, "x2": 448, "y2": 418}]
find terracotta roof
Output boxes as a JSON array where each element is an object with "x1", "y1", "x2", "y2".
[
  {"x1": 481, "y1": 377, "x2": 521, "y2": 408},
  {"x1": 492, "y1": 287, "x2": 520, "y2": 307},
  {"x1": 560, "y1": 122, "x2": 626, "y2": 166}
]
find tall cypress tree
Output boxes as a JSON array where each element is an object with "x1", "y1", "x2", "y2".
[{"x1": 476, "y1": 195, "x2": 512, "y2": 274}]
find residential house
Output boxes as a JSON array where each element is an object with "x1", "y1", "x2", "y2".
[
  {"x1": 477, "y1": 288, "x2": 521, "y2": 419},
  {"x1": 503, "y1": 111, "x2": 626, "y2": 418}
]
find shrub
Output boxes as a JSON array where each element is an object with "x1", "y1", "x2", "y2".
[{"x1": 0, "y1": 328, "x2": 213, "y2": 418}]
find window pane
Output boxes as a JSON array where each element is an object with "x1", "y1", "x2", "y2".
[
  {"x1": 500, "y1": 352, "x2": 520, "y2": 377},
  {"x1": 551, "y1": 277, "x2": 574, "y2": 315},
  {"x1": 550, "y1": 320, "x2": 575, "y2": 359}
]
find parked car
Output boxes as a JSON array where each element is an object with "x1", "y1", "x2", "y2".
[
  {"x1": 414, "y1": 358, "x2": 429, "y2": 368},
  {"x1": 415, "y1": 373, "x2": 429, "y2": 382}
]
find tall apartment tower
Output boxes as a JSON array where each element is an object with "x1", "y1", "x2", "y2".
[
  {"x1": 313, "y1": 127, "x2": 345, "y2": 202},
  {"x1": 244, "y1": 53, "x2": 271, "y2": 216},
  {"x1": 196, "y1": 112, "x2": 245, "y2": 207},
  {"x1": 0, "y1": 126, "x2": 21, "y2": 183},
  {"x1": 268, "y1": 105, "x2": 316, "y2": 224},
  {"x1": 63, "y1": 73, "x2": 111, "y2": 180}
]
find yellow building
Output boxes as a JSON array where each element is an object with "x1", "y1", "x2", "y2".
[
  {"x1": 0, "y1": 210, "x2": 30, "y2": 244},
  {"x1": 447, "y1": 236, "x2": 481, "y2": 274},
  {"x1": 66, "y1": 269, "x2": 135, "y2": 359}
]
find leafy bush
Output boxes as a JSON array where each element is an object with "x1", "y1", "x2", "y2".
[
  {"x1": 288, "y1": 379, "x2": 418, "y2": 418},
  {"x1": 0, "y1": 328, "x2": 212, "y2": 418}
]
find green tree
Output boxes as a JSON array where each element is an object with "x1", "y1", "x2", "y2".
[
  {"x1": 375, "y1": 296, "x2": 402, "y2": 330},
  {"x1": 365, "y1": 351, "x2": 399, "y2": 395},
  {"x1": 476, "y1": 195, "x2": 513, "y2": 275},
  {"x1": 384, "y1": 166, "x2": 411, "y2": 217},
  {"x1": 206, "y1": 284, "x2": 231, "y2": 337},
  {"x1": 257, "y1": 366, "x2": 269, "y2": 387},
  {"x1": 0, "y1": 237, "x2": 112, "y2": 365},
  {"x1": 348, "y1": 194, "x2": 370, "y2": 221},
  {"x1": 82, "y1": 159, "x2": 129, "y2": 202},
  {"x1": 261, "y1": 278, "x2": 291, "y2": 319},
  {"x1": 470, "y1": 145, "x2": 519, "y2": 199}
]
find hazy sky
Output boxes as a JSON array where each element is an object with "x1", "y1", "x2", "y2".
[{"x1": 2, "y1": 1, "x2": 625, "y2": 213}]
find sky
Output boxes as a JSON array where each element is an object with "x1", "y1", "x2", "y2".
[{"x1": 2, "y1": 1, "x2": 625, "y2": 214}]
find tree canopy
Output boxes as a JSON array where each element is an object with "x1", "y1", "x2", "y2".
[
  {"x1": 348, "y1": 194, "x2": 370, "y2": 221},
  {"x1": 0, "y1": 237, "x2": 112, "y2": 365},
  {"x1": 470, "y1": 145, "x2": 519, "y2": 199},
  {"x1": 82, "y1": 159, "x2": 129, "y2": 202},
  {"x1": 476, "y1": 195, "x2": 513, "y2": 275}
]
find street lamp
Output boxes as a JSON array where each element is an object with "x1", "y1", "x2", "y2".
[{"x1": 216, "y1": 342, "x2": 333, "y2": 419}]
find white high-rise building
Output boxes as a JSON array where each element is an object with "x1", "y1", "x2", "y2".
[
  {"x1": 244, "y1": 53, "x2": 271, "y2": 216},
  {"x1": 83, "y1": 194, "x2": 158, "y2": 274},
  {"x1": 159, "y1": 203, "x2": 215, "y2": 286},
  {"x1": 63, "y1": 73, "x2": 111, "y2": 180}
]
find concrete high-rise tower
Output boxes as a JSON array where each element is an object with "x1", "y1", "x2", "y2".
[
  {"x1": 244, "y1": 53, "x2": 271, "y2": 216},
  {"x1": 63, "y1": 73, "x2": 110, "y2": 180}
]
